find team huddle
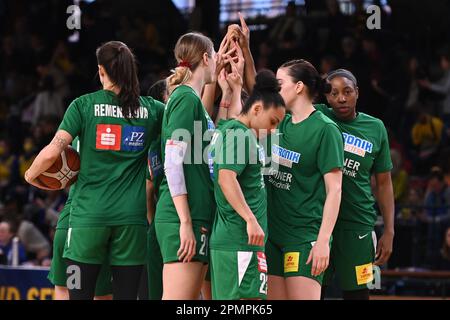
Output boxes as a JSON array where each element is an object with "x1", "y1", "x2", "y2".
[{"x1": 24, "y1": 14, "x2": 395, "y2": 300}]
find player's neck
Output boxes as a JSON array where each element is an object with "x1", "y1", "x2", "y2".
[
  {"x1": 102, "y1": 81, "x2": 120, "y2": 96},
  {"x1": 290, "y1": 98, "x2": 315, "y2": 124},
  {"x1": 185, "y1": 70, "x2": 205, "y2": 98}
]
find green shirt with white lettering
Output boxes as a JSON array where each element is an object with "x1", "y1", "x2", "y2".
[
  {"x1": 314, "y1": 104, "x2": 393, "y2": 230},
  {"x1": 58, "y1": 90, "x2": 163, "y2": 227},
  {"x1": 210, "y1": 119, "x2": 267, "y2": 251},
  {"x1": 267, "y1": 112, "x2": 344, "y2": 245}
]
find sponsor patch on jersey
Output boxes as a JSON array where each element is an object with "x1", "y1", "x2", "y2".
[
  {"x1": 342, "y1": 132, "x2": 373, "y2": 157},
  {"x1": 148, "y1": 150, "x2": 162, "y2": 179},
  {"x1": 284, "y1": 252, "x2": 300, "y2": 273},
  {"x1": 96, "y1": 124, "x2": 122, "y2": 150},
  {"x1": 257, "y1": 252, "x2": 267, "y2": 273},
  {"x1": 272, "y1": 144, "x2": 301, "y2": 168},
  {"x1": 122, "y1": 126, "x2": 146, "y2": 151},
  {"x1": 355, "y1": 263, "x2": 374, "y2": 285}
]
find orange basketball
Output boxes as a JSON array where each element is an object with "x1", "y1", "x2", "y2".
[{"x1": 36, "y1": 146, "x2": 80, "y2": 190}]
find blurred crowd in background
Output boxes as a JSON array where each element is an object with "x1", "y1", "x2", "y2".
[{"x1": 0, "y1": 0, "x2": 449, "y2": 271}]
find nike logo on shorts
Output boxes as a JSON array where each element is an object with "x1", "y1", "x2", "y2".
[{"x1": 358, "y1": 233, "x2": 369, "y2": 240}]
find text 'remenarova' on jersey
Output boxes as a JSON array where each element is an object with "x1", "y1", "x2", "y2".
[
  {"x1": 155, "y1": 85, "x2": 216, "y2": 225},
  {"x1": 315, "y1": 104, "x2": 393, "y2": 231},
  {"x1": 210, "y1": 119, "x2": 267, "y2": 252},
  {"x1": 267, "y1": 111, "x2": 344, "y2": 246},
  {"x1": 58, "y1": 90, "x2": 165, "y2": 227}
]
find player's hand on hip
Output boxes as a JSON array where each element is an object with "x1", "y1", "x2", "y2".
[{"x1": 178, "y1": 221, "x2": 196, "y2": 263}]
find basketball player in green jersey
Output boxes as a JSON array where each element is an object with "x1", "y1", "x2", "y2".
[
  {"x1": 48, "y1": 138, "x2": 112, "y2": 300},
  {"x1": 26, "y1": 41, "x2": 164, "y2": 300},
  {"x1": 318, "y1": 69, "x2": 394, "y2": 300},
  {"x1": 209, "y1": 70, "x2": 285, "y2": 300},
  {"x1": 154, "y1": 32, "x2": 218, "y2": 300},
  {"x1": 267, "y1": 60, "x2": 344, "y2": 300}
]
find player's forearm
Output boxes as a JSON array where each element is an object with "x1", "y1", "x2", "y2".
[
  {"x1": 215, "y1": 90, "x2": 231, "y2": 124},
  {"x1": 228, "y1": 88, "x2": 243, "y2": 119},
  {"x1": 218, "y1": 170, "x2": 255, "y2": 223},
  {"x1": 202, "y1": 82, "x2": 218, "y2": 117},
  {"x1": 318, "y1": 171, "x2": 342, "y2": 243},
  {"x1": 164, "y1": 140, "x2": 192, "y2": 224},
  {"x1": 172, "y1": 194, "x2": 192, "y2": 224},
  {"x1": 242, "y1": 47, "x2": 256, "y2": 94},
  {"x1": 26, "y1": 145, "x2": 61, "y2": 180},
  {"x1": 376, "y1": 179, "x2": 395, "y2": 235}
]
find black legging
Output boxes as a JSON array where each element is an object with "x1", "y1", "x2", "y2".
[{"x1": 66, "y1": 259, "x2": 143, "y2": 300}]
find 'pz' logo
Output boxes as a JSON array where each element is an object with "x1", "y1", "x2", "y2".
[
  {"x1": 122, "y1": 126, "x2": 146, "y2": 151},
  {"x1": 130, "y1": 132, "x2": 144, "y2": 142}
]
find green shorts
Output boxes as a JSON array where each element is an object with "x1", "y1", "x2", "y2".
[
  {"x1": 48, "y1": 228, "x2": 112, "y2": 296},
  {"x1": 266, "y1": 238, "x2": 325, "y2": 285},
  {"x1": 210, "y1": 249, "x2": 267, "y2": 300},
  {"x1": 63, "y1": 225, "x2": 147, "y2": 265},
  {"x1": 323, "y1": 228, "x2": 377, "y2": 291},
  {"x1": 155, "y1": 221, "x2": 210, "y2": 264},
  {"x1": 147, "y1": 222, "x2": 163, "y2": 300}
]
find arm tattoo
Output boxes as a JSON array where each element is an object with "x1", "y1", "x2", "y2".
[{"x1": 51, "y1": 135, "x2": 67, "y2": 150}]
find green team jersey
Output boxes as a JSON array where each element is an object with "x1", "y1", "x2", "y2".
[
  {"x1": 267, "y1": 112, "x2": 344, "y2": 245},
  {"x1": 155, "y1": 85, "x2": 216, "y2": 224},
  {"x1": 145, "y1": 102, "x2": 165, "y2": 194},
  {"x1": 209, "y1": 119, "x2": 267, "y2": 252},
  {"x1": 56, "y1": 138, "x2": 80, "y2": 229},
  {"x1": 58, "y1": 90, "x2": 164, "y2": 227},
  {"x1": 314, "y1": 104, "x2": 393, "y2": 230}
]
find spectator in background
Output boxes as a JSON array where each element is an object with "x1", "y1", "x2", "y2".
[
  {"x1": 320, "y1": 55, "x2": 338, "y2": 77},
  {"x1": 51, "y1": 41, "x2": 75, "y2": 78},
  {"x1": 3, "y1": 193, "x2": 51, "y2": 265},
  {"x1": 418, "y1": 48, "x2": 450, "y2": 130},
  {"x1": 424, "y1": 167, "x2": 450, "y2": 222},
  {"x1": 32, "y1": 75, "x2": 64, "y2": 126},
  {"x1": 268, "y1": 1, "x2": 305, "y2": 67},
  {"x1": 0, "y1": 139, "x2": 19, "y2": 200},
  {"x1": 424, "y1": 167, "x2": 450, "y2": 267},
  {"x1": 32, "y1": 56, "x2": 68, "y2": 126},
  {"x1": 18, "y1": 137, "x2": 36, "y2": 179},
  {"x1": 398, "y1": 188, "x2": 424, "y2": 221},
  {"x1": 0, "y1": 220, "x2": 28, "y2": 265},
  {"x1": 435, "y1": 227, "x2": 450, "y2": 270},
  {"x1": 411, "y1": 112, "x2": 444, "y2": 174},
  {"x1": 391, "y1": 149, "x2": 408, "y2": 204},
  {"x1": 269, "y1": 1, "x2": 305, "y2": 50}
]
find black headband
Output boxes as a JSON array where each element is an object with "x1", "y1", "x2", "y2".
[{"x1": 327, "y1": 69, "x2": 358, "y2": 87}]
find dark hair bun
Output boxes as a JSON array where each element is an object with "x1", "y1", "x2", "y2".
[
  {"x1": 318, "y1": 77, "x2": 332, "y2": 94},
  {"x1": 254, "y1": 69, "x2": 280, "y2": 93}
]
